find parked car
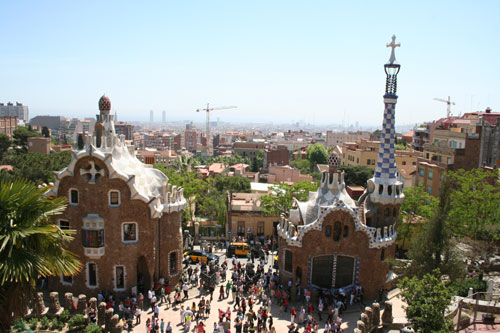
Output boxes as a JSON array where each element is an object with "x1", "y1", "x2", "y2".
[{"x1": 184, "y1": 250, "x2": 218, "y2": 264}]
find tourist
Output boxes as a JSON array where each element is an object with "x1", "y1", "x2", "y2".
[
  {"x1": 290, "y1": 306, "x2": 296, "y2": 323},
  {"x1": 135, "y1": 307, "x2": 142, "y2": 325}
]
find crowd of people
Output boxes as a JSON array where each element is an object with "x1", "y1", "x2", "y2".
[{"x1": 88, "y1": 241, "x2": 369, "y2": 332}]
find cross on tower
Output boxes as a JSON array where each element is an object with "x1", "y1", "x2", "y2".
[
  {"x1": 386, "y1": 35, "x2": 400, "y2": 65},
  {"x1": 80, "y1": 160, "x2": 105, "y2": 184}
]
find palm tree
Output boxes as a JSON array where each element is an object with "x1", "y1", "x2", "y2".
[{"x1": 0, "y1": 178, "x2": 82, "y2": 328}]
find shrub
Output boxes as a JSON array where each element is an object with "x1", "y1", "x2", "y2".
[
  {"x1": 85, "y1": 323, "x2": 103, "y2": 333},
  {"x1": 11, "y1": 318, "x2": 29, "y2": 332},
  {"x1": 59, "y1": 309, "x2": 71, "y2": 323},
  {"x1": 452, "y1": 277, "x2": 487, "y2": 297},
  {"x1": 68, "y1": 314, "x2": 87, "y2": 331},
  {"x1": 51, "y1": 317, "x2": 64, "y2": 330},
  {"x1": 28, "y1": 317, "x2": 38, "y2": 330},
  {"x1": 39, "y1": 316, "x2": 50, "y2": 330}
]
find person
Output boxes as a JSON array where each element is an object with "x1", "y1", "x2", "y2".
[
  {"x1": 290, "y1": 306, "x2": 296, "y2": 323},
  {"x1": 317, "y1": 299, "x2": 324, "y2": 321},
  {"x1": 160, "y1": 319, "x2": 165, "y2": 333},
  {"x1": 138, "y1": 292, "x2": 144, "y2": 310},
  {"x1": 135, "y1": 307, "x2": 142, "y2": 325},
  {"x1": 298, "y1": 306, "x2": 305, "y2": 324},
  {"x1": 268, "y1": 315, "x2": 273, "y2": 331},
  {"x1": 219, "y1": 285, "x2": 225, "y2": 300},
  {"x1": 183, "y1": 282, "x2": 190, "y2": 300},
  {"x1": 166, "y1": 321, "x2": 172, "y2": 333},
  {"x1": 154, "y1": 304, "x2": 160, "y2": 318}
]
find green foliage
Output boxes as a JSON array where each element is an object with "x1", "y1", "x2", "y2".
[
  {"x1": 41, "y1": 126, "x2": 50, "y2": 138},
  {"x1": 77, "y1": 134, "x2": 84, "y2": 150},
  {"x1": 0, "y1": 134, "x2": 11, "y2": 160},
  {"x1": 339, "y1": 165, "x2": 373, "y2": 186},
  {"x1": 0, "y1": 178, "x2": 82, "y2": 327},
  {"x1": 397, "y1": 186, "x2": 438, "y2": 250},
  {"x1": 11, "y1": 318, "x2": 31, "y2": 332},
  {"x1": 0, "y1": 150, "x2": 72, "y2": 185},
  {"x1": 59, "y1": 309, "x2": 71, "y2": 323},
  {"x1": 306, "y1": 143, "x2": 328, "y2": 166},
  {"x1": 447, "y1": 169, "x2": 500, "y2": 240},
  {"x1": 39, "y1": 316, "x2": 50, "y2": 330},
  {"x1": 214, "y1": 175, "x2": 250, "y2": 193},
  {"x1": 261, "y1": 180, "x2": 318, "y2": 216},
  {"x1": 395, "y1": 143, "x2": 409, "y2": 150},
  {"x1": 290, "y1": 158, "x2": 312, "y2": 174},
  {"x1": 13, "y1": 126, "x2": 41, "y2": 150},
  {"x1": 51, "y1": 317, "x2": 64, "y2": 330},
  {"x1": 408, "y1": 180, "x2": 463, "y2": 279},
  {"x1": 398, "y1": 269, "x2": 454, "y2": 332},
  {"x1": 451, "y1": 277, "x2": 487, "y2": 297},
  {"x1": 68, "y1": 314, "x2": 87, "y2": 331},
  {"x1": 85, "y1": 323, "x2": 102, "y2": 333},
  {"x1": 28, "y1": 317, "x2": 38, "y2": 330},
  {"x1": 250, "y1": 150, "x2": 265, "y2": 172}
]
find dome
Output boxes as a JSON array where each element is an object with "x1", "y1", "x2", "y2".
[
  {"x1": 328, "y1": 152, "x2": 341, "y2": 168},
  {"x1": 98, "y1": 94, "x2": 111, "y2": 112}
]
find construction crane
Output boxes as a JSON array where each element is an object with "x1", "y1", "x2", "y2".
[
  {"x1": 196, "y1": 103, "x2": 237, "y2": 156},
  {"x1": 433, "y1": 96, "x2": 455, "y2": 118}
]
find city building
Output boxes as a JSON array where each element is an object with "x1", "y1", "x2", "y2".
[
  {"x1": 47, "y1": 95, "x2": 186, "y2": 295},
  {"x1": 326, "y1": 131, "x2": 371, "y2": 148},
  {"x1": 30, "y1": 115, "x2": 65, "y2": 131},
  {"x1": 0, "y1": 102, "x2": 29, "y2": 122},
  {"x1": 277, "y1": 37, "x2": 403, "y2": 298},
  {"x1": 115, "y1": 122, "x2": 133, "y2": 140},
  {"x1": 227, "y1": 192, "x2": 279, "y2": 241},
  {"x1": 185, "y1": 129, "x2": 198, "y2": 152},
  {"x1": 27, "y1": 137, "x2": 51, "y2": 154},
  {"x1": 136, "y1": 149, "x2": 177, "y2": 166},
  {"x1": 233, "y1": 140, "x2": 267, "y2": 158},
  {"x1": 0, "y1": 116, "x2": 17, "y2": 137},
  {"x1": 264, "y1": 145, "x2": 290, "y2": 168},
  {"x1": 261, "y1": 165, "x2": 313, "y2": 184}
]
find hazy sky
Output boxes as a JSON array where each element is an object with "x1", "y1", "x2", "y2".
[{"x1": 1, "y1": 1, "x2": 499, "y2": 126}]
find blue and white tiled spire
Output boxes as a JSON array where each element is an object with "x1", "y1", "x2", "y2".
[{"x1": 368, "y1": 35, "x2": 404, "y2": 205}]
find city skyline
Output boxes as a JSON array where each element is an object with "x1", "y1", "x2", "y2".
[{"x1": 1, "y1": 1, "x2": 499, "y2": 126}]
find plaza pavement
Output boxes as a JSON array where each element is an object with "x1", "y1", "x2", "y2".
[{"x1": 129, "y1": 249, "x2": 368, "y2": 332}]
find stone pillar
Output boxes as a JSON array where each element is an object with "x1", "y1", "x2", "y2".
[
  {"x1": 34, "y1": 292, "x2": 48, "y2": 317},
  {"x1": 48, "y1": 292, "x2": 63, "y2": 317},
  {"x1": 89, "y1": 297, "x2": 97, "y2": 312},
  {"x1": 381, "y1": 301, "x2": 393, "y2": 326},
  {"x1": 64, "y1": 292, "x2": 74, "y2": 313},
  {"x1": 486, "y1": 279, "x2": 494, "y2": 301},
  {"x1": 77, "y1": 294, "x2": 87, "y2": 315},
  {"x1": 365, "y1": 306, "x2": 374, "y2": 330},
  {"x1": 372, "y1": 302, "x2": 381, "y2": 328},
  {"x1": 356, "y1": 320, "x2": 366, "y2": 333},
  {"x1": 105, "y1": 308, "x2": 114, "y2": 331},
  {"x1": 194, "y1": 221, "x2": 200, "y2": 245},
  {"x1": 98, "y1": 302, "x2": 107, "y2": 326}
]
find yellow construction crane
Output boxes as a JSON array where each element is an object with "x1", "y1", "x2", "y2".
[
  {"x1": 196, "y1": 103, "x2": 237, "y2": 155},
  {"x1": 433, "y1": 96, "x2": 455, "y2": 118}
]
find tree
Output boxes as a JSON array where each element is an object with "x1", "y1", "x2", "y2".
[
  {"x1": 397, "y1": 186, "x2": 438, "y2": 251},
  {"x1": 261, "y1": 180, "x2": 318, "y2": 216},
  {"x1": 214, "y1": 175, "x2": 251, "y2": 193},
  {"x1": 408, "y1": 180, "x2": 463, "y2": 280},
  {"x1": 12, "y1": 126, "x2": 41, "y2": 150},
  {"x1": 0, "y1": 178, "x2": 82, "y2": 328},
  {"x1": 290, "y1": 158, "x2": 312, "y2": 174},
  {"x1": 399, "y1": 269, "x2": 453, "y2": 332},
  {"x1": 77, "y1": 134, "x2": 84, "y2": 150},
  {"x1": 41, "y1": 126, "x2": 50, "y2": 138},
  {"x1": 339, "y1": 165, "x2": 373, "y2": 186},
  {"x1": 447, "y1": 169, "x2": 500, "y2": 240},
  {"x1": 0, "y1": 134, "x2": 11, "y2": 160},
  {"x1": 251, "y1": 150, "x2": 265, "y2": 172},
  {"x1": 306, "y1": 143, "x2": 328, "y2": 166}
]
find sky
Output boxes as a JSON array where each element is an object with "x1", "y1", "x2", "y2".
[{"x1": 1, "y1": 1, "x2": 499, "y2": 127}]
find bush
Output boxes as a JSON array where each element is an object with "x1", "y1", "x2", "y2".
[
  {"x1": 11, "y1": 318, "x2": 29, "y2": 332},
  {"x1": 452, "y1": 277, "x2": 487, "y2": 297},
  {"x1": 28, "y1": 317, "x2": 38, "y2": 330},
  {"x1": 51, "y1": 317, "x2": 64, "y2": 330},
  {"x1": 85, "y1": 323, "x2": 103, "y2": 333},
  {"x1": 59, "y1": 309, "x2": 71, "y2": 323},
  {"x1": 68, "y1": 314, "x2": 87, "y2": 331},
  {"x1": 39, "y1": 316, "x2": 50, "y2": 330}
]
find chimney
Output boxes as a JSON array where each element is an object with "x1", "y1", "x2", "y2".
[{"x1": 485, "y1": 107, "x2": 492, "y2": 114}]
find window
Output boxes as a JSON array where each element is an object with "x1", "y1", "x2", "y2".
[
  {"x1": 122, "y1": 223, "x2": 138, "y2": 243},
  {"x1": 109, "y1": 190, "x2": 120, "y2": 206},
  {"x1": 170, "y1": 251, "x2": 178, "y2": 275},
  {"x1": 412, "y1": 161, "x2": 416, "y2": 165},
  {"x1": 257, "y1": 222, "x2": 264, "y2": 236},
  {"x1": 311, "y1": 255, "x2": 334, "y2": 288},
  {"x1": 428, "y1": 170, "x2": 434, "y2": 180},
  {"x1": 87, "y1": 263, "x2": 97, "y2": 288},
  {"x1": 426, "y1": 186, "x2": 432, "y2": 194},
  {"x1": 440, "y1": 173, "x2": 444, "y2": 181},
  {"x1": 325, "y1": 225, "x2": 332, "y2": 238},
  {"x1": 335, "y1": 256, "x2": 355, "y2": 288},
  {"x1": 61, "y1": 275, "x2": 73, "y2": 285},
  {"x1": 367, "y1": 159, "x2": 371, "y2": 165},
  {"x1": 115, "y1": 266, "x2": 125, "y2": 289},
  {"x1": 402, "y1": 161, "x2": 406, "y2": 165},
  {"x1": 69, "y1": 189, "x2": 79, "y2": 205},
  {"x1": 426, "y1": 153, "x2": 430, "y2": 159},
  {"x1": 82, "y1": 230, "x2": 104, "y2": 248},
  {"x1": 418, "y1": 168, "x2": 424, "y2": 177},
  {"x1": 58, "y1": 220, "x2": 70, "y2": 230},
  {"x1": 284, "y1": 250, "x2": 293, "y2": 272},
  {"x1": 333, "y1": 222, "x2": 341, "y2": 242},
  {"x1": 237, "y1": 221, "x2": 245, "y2": 235},
  {"x1": 343, "y1": 225, "x2": 349, "y2": 238}
]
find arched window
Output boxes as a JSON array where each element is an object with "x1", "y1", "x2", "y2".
[
  {"x1": 378, "y1": 184, "x2": 383, "y2": 195},
  {"x1": 325, "y1": 225, "x2": 332, "y2": 238},
  {"x1": 284, "y1": 250, "x2": 293, "y2": 272},
  {"x1": 343, "y1": 225, "x2": 349, "y2": 238},
  {"x1": 333, "y1": 222, "x2": 341, "y2": 242},
  {"x1": 387, "y1": 185, "x2": 392, "y2": 196}
]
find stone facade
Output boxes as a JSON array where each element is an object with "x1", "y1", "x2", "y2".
[{"x1": 47, "y1": 95, "x2": 185, "y2": 296}]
